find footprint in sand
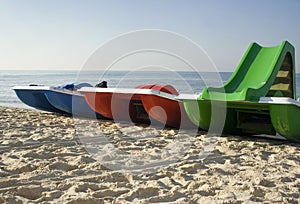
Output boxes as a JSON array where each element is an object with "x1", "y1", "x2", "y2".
[{"x1": 17, "y1": 184, "x2": 44, "y2": 200}]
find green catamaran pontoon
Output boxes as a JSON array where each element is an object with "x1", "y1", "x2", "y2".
[{"x1": 181, "y1": 41, "x2": 300, "y2": 141}]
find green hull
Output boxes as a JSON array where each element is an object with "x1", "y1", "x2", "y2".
[
  {"x1": 183, "y1": 99, "x2": 275, "y2": 135},
  {"x1": 183, "y1": 97, "x2": 300, "y2": 141},
  {"x1": 183, "y1": 99, "x2": 236, "y2": 134},
  {"x1": 269, "y1": 103, "x2": 300, "y2": 141}
]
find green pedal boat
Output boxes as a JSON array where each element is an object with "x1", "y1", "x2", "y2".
[{"x1": 180, "y1": 40, "x2": 300, "y2": 141}]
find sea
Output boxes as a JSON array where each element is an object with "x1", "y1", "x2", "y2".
[{"x1": 1, "y1": 70, "x2": 300, "y2": 109}]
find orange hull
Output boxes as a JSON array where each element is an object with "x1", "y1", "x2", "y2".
[
  {"x1": 81, "y1": 84, "x2": 195, "y2": 128},
  {"x1": 140, "y1": 94, "x2": 195, "y2": 129},
  {"x1": 83, "y1": 91, "x2": 150, "y2": 124}
]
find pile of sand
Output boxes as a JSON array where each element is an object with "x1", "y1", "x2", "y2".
[{"x1": 0, "y1": 106, "x2": 299, "y2": 203}]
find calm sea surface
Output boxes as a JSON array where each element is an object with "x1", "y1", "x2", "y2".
[{"x1": 0, "y1": 70, "x2": 299, "y2": 109}]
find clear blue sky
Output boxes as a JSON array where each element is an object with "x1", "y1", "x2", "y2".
[{"x1": 0, "y1": 0, "x2": 299, "y2": 71}]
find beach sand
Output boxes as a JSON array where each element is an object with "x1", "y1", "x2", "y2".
[{"x1": 0, "y1": 106, "x2": 300, "y2": 203}]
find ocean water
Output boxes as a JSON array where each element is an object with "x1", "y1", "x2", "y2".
[{"x1": 1, "y1": 70, "x2": 299, "y2": 109}]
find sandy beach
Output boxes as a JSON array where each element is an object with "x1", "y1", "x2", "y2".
[{"x1": 1, "y1": 106, "x2": 300, "y2": 203}]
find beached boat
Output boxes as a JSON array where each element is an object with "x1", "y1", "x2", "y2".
[
  {"x1": 79, "y1": 84, "x2": 194, "y2": 127},
  {"x1": 44, "y1": 83, "x2": 105, "y2": 119},
  {"x1": 13, "y1": 85, "x2": 67, "y2": 114},
  {"x1": 180, "y1": 40, "x2": 299, "y2": 141},
  {"x1": 13, "y1": 83, "x2": 103, "y2": 118}
]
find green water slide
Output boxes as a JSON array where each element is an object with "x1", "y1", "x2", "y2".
[{"x1": 200, "y1": 41, "x2": 296, "y2": 101}]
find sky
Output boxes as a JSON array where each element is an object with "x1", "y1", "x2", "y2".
[{"x1": 0, "y1": 0, "x2": 299, "y2": 72}]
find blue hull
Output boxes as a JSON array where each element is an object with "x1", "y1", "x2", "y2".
[
  {"x1": 45, "y1": 90, "x2": 105, "y2": 119},
  {"x1": 14, "y1": 89, "x2": 67, "y2": 114}
]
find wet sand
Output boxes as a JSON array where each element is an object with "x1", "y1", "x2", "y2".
[{"x1": 0, "y1": 106, "x2": 300, "y2": 203}]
